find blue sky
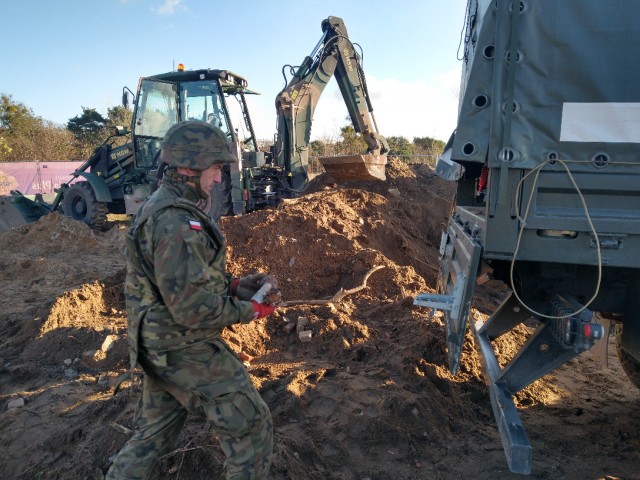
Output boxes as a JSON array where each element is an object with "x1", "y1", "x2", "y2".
[{"x1": 1, "y1": 0, "x2": 468, "y2": 142}]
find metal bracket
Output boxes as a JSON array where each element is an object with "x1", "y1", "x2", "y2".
[
  {"x1": 414, "y1": 276, "x2": 465, "y2": 316},
  {"x1": 472, "y1": 294, "x2": 605, "y2": 474},
  {"x1": 434, "y1": 148, "x2": 464, "y2": 181}
]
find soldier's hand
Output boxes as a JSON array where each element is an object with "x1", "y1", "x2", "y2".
[
  {"x1": 232, "y1": 273, "x2": 266, "y2": 300},
  {"x1": 251, "y1": 301, "x2": 277, "y2": 319},
  {"x1": 234, "y1": 273, "x2": 281, "y2": 303}
]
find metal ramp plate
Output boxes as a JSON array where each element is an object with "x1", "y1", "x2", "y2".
[
  {"x1": 473, "y1": 319, "x2": 532, "y2": 474},
  {"x1": 417, "y1": 212, "x2": 482, "y2": 374}
]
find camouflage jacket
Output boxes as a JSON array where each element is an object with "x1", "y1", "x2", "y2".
[{"x1": 124, "y1": 178, "x2": 254, "y2": 368}]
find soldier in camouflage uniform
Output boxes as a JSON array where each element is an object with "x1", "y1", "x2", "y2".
[{"x1": 106, "y1": 121, "x2": 278, "y2": 480}]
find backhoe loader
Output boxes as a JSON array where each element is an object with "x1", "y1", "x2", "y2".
[
  {"x1": 0, "y1": 16, "x2": 386, "y2": 232},
  {"x1": 0, "y1": 68, "x2": 260, "y2": 232},
  {"x1": 219, "y1": 15, "x2": 389, "y2": 216}
]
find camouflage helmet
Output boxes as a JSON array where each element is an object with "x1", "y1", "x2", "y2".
[{"x1": 161, "y1": 121, "x2": 236, "y2": 169}]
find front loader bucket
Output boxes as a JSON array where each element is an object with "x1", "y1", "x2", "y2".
[
  {"x1": 0, "y1": 192, "x2": 52, "y2": 234},
  {"x1": 318, "y1": 154, "x2": 387, "y2": 181}
]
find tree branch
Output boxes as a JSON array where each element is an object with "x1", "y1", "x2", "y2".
[{"x1": 279, "y1": 265, "x2": 385, "y2": 307}]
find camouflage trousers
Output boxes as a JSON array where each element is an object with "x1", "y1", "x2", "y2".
[{"x1": 106, "y1": 339, "x2": 273, "y2": 480}]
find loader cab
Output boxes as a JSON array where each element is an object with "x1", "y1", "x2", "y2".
[
  {"x1": 132, "y1": 79, "x2": 178, "y2": 168},
  {"x1": 128, "y1": 68, "x2": 262, "y2": 219},
  {"x1": 181, "y1": 80, "x2": 231, "y2": 134},
  {"x1": 131, "y1": 69, "x2": 255, "y2": 172}
]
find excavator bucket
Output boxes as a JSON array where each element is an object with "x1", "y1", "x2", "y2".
[
  {"x1": 0, "y1": 192, "x2": 52, "y2": 234},
  {"x1": 0, "y1": 196, "x2": 27, "y2": 233},
  {"x1": 317, "y1": 154, "x2": 387, "y2": 182}
]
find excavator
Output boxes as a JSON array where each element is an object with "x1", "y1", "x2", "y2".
[
  {"x1": 0, "y1": 16, "x2": 387, "y2": 232},
  {"x1": 273, "y1": 15, "x2": 389, "y2": 186},
  {"x1": 219, "y1": 15, "x2": 388, "y2": 216}
]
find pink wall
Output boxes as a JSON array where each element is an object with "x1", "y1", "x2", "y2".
[{"x1": 0, "y1": 162, "x2": 83, "y2": 195}]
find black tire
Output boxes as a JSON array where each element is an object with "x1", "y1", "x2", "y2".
[
  {"x1": 616, "y1": 324, "x2": 640, "y2": 390},
  {"x1": 208, "y1": 168, "x2": 233, "y2": 221},
  {"x1": 62, "y1": 181, "x2": 109, "y2": 230}
]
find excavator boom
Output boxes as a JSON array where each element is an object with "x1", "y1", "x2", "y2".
[{"x1": 274, "y1": 16, "x2": 388, "y2": 183}]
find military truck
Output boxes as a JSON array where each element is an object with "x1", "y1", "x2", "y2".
[{"x1": 415, "y1": 0, "x2": 640, "y2": 474}]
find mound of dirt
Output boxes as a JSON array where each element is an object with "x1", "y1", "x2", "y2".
[{"x1": 0, "y1": 159, "x2": 638, "y2": 480}]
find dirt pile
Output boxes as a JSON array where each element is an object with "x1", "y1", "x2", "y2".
[{"x1": 0, "y1": 159, "x2": 638, "y2": 480}]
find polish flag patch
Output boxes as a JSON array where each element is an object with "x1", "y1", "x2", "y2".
[{"x1": 189, "y1": 220, "x2": 203, "y2": 231}]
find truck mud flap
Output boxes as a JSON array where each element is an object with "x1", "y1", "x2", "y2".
[
  {"x1": 318, "y1": 154, "x2": 387, "y2": 181},
  {"x1": 414, "y1": 206, "x2": 483, "y2": 374}
]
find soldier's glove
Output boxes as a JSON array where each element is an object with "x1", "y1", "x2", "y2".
[
  {"x1": 233, "y1": 273, "x2": 281, "y2": 303},
  {"x1": 251, "y1": 301, "x2": 277, "y2": 320}
]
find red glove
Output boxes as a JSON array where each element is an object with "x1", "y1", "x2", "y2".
[
  {"x1": 231, "y1": 278, "x2": 240, "y2": 295},
  {"x1": 252, "y1": 301, "x2": 277, "y2": 319}
]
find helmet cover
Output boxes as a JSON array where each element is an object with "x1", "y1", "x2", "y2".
[{"x1": 161, "y1": 121, "x2": 236, "y2": 169}]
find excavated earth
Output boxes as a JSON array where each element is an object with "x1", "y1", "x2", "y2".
[{"x1": 0, "y1": 159, "x2": 638, "y2": 479}]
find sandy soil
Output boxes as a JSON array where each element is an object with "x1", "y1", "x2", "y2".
[{"x1": 0, "y1": 159, "x2": 638, "y2": 479}]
